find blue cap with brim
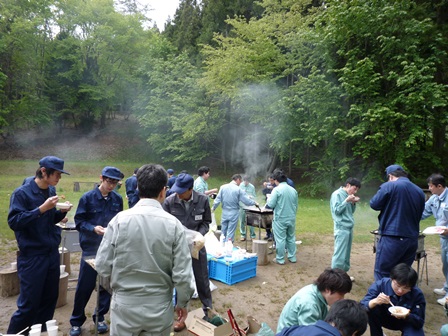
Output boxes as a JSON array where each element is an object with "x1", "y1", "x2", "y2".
[
  {"x1": 102, "y1": 166, "x2": 124, "y2": 180},
  {"x1": 170, "y1": 173, "x2": 194, "y2": 194},
  {"x1": 39, "y1": 156, "x2": 70, "y2": 175},
  {"x1": 167, "y1": 168, "x2": 174, "y2": 174},
  {"x1": 385, "y1": 164, "x2": 404, "y2": 176}
]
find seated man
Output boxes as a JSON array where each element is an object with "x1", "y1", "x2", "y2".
[
  {"x1": 360, "y1": 263, "x2": 425, "y2": 336},
  {"x1": 276, "y1": 299, "x2": 368, "y2": 336},
  {"x1": 277, "y1": 268, "x2": 352, "y2": 333}
]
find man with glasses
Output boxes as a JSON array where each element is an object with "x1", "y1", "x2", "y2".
[
  {"x1": 69, "y1": 167, "x2": 124, "y2": 336},
  {"x1": 360, "y1": 263, "x2": 425, "y2": 336}
]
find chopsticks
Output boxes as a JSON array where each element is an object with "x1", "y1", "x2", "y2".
[{"x1": 16, "y1": 326, "x2": 29, "y2": 335}]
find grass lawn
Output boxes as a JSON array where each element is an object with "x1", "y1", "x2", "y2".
[{"x1": 0, "y1": 160, "x2": 438, "y2": 251}]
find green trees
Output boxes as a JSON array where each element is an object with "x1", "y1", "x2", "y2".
[{"x1": 0, "y1": 0, "x2": 447, "y2": 189}]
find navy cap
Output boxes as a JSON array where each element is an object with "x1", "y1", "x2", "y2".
[
  {"x1": 102, "y1": 166, "x2": 124, "y2": 180},
  {"x1": 385, "y1": 164, "x2": 404, "y2": 176},
  {"x1": 39, "y1": 156, "x2": 70, "y2": 175},
  {"x1": 170, "y1": 173, "x2": 194, "y2": 194},
  {"x1": 167, "y1": 168, "x2": 174, "y2": 174}
]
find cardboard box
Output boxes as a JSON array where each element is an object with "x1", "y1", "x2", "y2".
[{"x1": 186, "y1": 308, "x2": 234, "y2": 336}]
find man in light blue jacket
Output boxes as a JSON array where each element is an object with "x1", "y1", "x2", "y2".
[
  {"x1": 330, "y1": 177, "x2": 361, "y2": 277},
  {"x1": 421, "y1": 173, "x2": 448, "y2": 305},
  {"x1": 212, "y1": 174, "x2": 258, "y2": 242},
  {"x1": 266, "y1": 169, "x2": 298, "y2": 265},
  {"x1": 239, "y1": 176, "x2": 257, "y2": 241}
]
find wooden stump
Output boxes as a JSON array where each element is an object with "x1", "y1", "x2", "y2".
[
  {"x1": 59, "y1": 247, "x2": 71, "y2": 275},
  {"x1": 252, "y1": 240, "x2": 269, "y2": 266},
  {"x1": 56, "y1": 272, "x2": 69, "y2": 308},
  {"x1": 0, "y1": 268, "x2": 20, "y2": 297}
]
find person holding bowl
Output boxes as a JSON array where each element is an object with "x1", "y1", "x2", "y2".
[{"x1": 360, "y1": 263, "x2": 425, "y2": 336}]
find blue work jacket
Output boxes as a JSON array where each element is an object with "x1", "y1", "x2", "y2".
[
  {"x1": 360, "y1": 277, "x2": 425, "y2": 330},
  {"x1": 422, "y1": 188, "x2": 448, "y2": 240},
  {"x1": 370, "y1": 177, "x2": 425, "y2": 238},
  {"x1": 276, "y1": 321, "x2": 341, "y2": 336},
  {"x1": 8, "y1": 180, "x2": 66, "y2": 256},
  {"x1": 75, "y1": 187, "x2": 123, "y2": 254}
]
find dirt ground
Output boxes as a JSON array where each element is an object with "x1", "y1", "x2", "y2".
[{"x1": 0, "y1": 234, "x2": 446, "y2": 336}]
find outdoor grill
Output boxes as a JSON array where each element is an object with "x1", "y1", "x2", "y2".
[
  {"x1": 370, "y1": 230, "x2": 425, "y2": 254},
  {"x1": 244, "y1": 206, "x2": 273, "y2": 230},
  {"x1": 369, "y1": 229, "x2": 428, "y2": 284}
]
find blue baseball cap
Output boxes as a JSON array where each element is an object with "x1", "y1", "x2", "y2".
[
  {"x1": 39, "y1": 156, "x2": 70, "y2": 175},
  {"x1": 385, "y1": 164, "x2": 404, "y2": 176},
  {"x1": 170, "y1": 173, "x2": 194, "y2": 194},
  {"x1": 167, "y1": 168, "x2": 174, "y2": 174},
  {"x1": 102, "y1": 166, "x2": 124, "y2": 180}
]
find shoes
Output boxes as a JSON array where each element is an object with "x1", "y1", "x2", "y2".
[
  {"x1": 97, "y1": 321, "x2": 109, "y2": 334},
  {"x1": 69, "y1": 326, "x2": 82, "y2": 336},
  {"x1": 350, "y1": 276, "x2": 355, "y2": 282},
  {"x1": 240, "y1": 237, "x2": 246, "y2": 241},
  {"x1": 272, "y1": 258, "x2": 285, "y2": 265},
  {"x1": 437, "y1": 297, "x2": 447, "y2": 306},
  {"x1": 288, "y1": 259, "x2": 297, "y2": 263},
  {"x1": 174, "y1": 321, "x2": 187, "y2": 332},
  {"x1": 264, "y1": 236, "x2": 269, "y2": 240},
  {"x1": 434, "y1": 288, "x2": 446, "y2": 296}
]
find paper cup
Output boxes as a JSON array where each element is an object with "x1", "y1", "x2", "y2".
[
  {"x1": 30, "y1": 324, "x2": 42, "y2": 331},
  {"x1": 47, "y1": 326, "x2": 59, "y2": 336},
  {"x1": 29, "y1": 329, "x2": 41, "y2": 336},
  {"x1": 60, "y1": 265, "x2": 66, "y2": 274},
  {"x1": 10, "y1": 262, "x2": 17, "y2": 270},
  {"x1": 46, "y1": 319, "x2": 57, "y2": 329}
]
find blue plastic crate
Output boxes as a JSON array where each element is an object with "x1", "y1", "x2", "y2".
[{"x1": 208, "y1": 256, "x2": 257, "y2": 285}]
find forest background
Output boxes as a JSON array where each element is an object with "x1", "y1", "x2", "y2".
[{"x1": 1, "y1": 0, "x2": 448, "y2": 193}]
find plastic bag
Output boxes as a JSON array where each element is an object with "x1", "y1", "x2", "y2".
[
  {"x1": 256, "y1": 323, "x2": 275, "y2": 336},
  {"x1": 184, "y1": 228, "x2": 205, "y2": 259},
  {"x1": 210, "y1": 212, "x2": 218, "y2": 232}
]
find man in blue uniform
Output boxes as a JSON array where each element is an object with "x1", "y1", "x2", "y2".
[
  {"x1": 69, "y1": 167, "x2": 124, "y2": 336},
  {"x1": 277, "y1": 299, "x2": 368, "y2": 336},
  {"x1": 360, "y1": 263, "x2": 425, "y2": 336},
  {"x1": 267, "y1": 169, "x2": 298, "y2": 264},
  {"x1": 212, "y1": 174, "x2": 258, "y2": 242},
  {"x1": 370, "y1": 164, "x2": 425, "y2": 280},
  {"x1": 163, "y1": 173, "x2": 213, "y2": 331},
  {"x1": 7, "y1": 156, "x2": 71, "y2": 334},
  {"x1": 125, "y1": 168, "x2": 139, "y2": 208},
  {"x1": 421, "y1": 173, "x2": 448, "y2": 305}
]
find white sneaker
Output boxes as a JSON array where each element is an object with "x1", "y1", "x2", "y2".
[
  {"x1": 437, "y1": 297, "x2": 446, "y2": 306},
  {"x1": 434, "y1": 288, "x2": 446, "y2": 296},
  {"x1": 350, "y1": 276, "x2": 355, "y2": 282}
]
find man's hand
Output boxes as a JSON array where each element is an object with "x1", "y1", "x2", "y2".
[
  {"x1": 39, "y1": 195, "x2": 59, "y2": 213},
  {"x1": 175, "y1": 306, "x2": 188, "y2": 324},
  {"x1": 94, "y1": 226, "x2": 107, "y2": 235}
]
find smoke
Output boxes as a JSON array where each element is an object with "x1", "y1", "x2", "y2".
[{"x1": 229, "y1": 82, "x2": 283, "y2": 180}]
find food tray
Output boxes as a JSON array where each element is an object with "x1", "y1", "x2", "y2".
[{"x1": 208, "y1": 256, "x2": 257, "y2": 285}]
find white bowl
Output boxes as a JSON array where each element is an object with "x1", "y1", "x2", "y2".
[
  {"x1": 388, "y1": 306, "x2": 409, "y2": 317},
  {"x1": 56, "y1": 202, "x2": 72, "y2": 210}
]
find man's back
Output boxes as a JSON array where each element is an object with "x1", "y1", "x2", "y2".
[{"x1": 370, "y1": 177, "x2": 425, "y2": 237}]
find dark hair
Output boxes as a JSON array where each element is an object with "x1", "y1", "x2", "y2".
[
  {"x1": 137, "y1": 164, "x2": 167, "y2": 198},
  {"x1": 197, "y1": 166, "x2": 210, "y2": 176},
  {"x1": 243, "y1": 175, "x2": 250, "y2": 182},
  {"x1": 272, "y1": 169, "x2": 287, "y2": 183},
  {"x1": 390, "y1": 169, "x2": 408, "y2": 178},
  {"x1": 315, "y1": 268, "x2": 352, "y2": 294},
  {"x1": 325, "y1": 299, "x2": 368, "y2": 336},
  {"x1": 232, "y1": 174, "x2": 242, "y2": 181},
  {"x1": 345, "y1": 177, "x2": 361, "y2": 189},
  {"x1": 390, "y1": 263, "x2": 418, "y2": 288},
  {"x1": 133, "y1": 168, "x2": 139, "y2": 174},
  {"x1": 427, "y1": 174, "x2": 446, "y2": 188},
  {"x1": 36, "y1": 167, "x2": 57, "y2": 179}
]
